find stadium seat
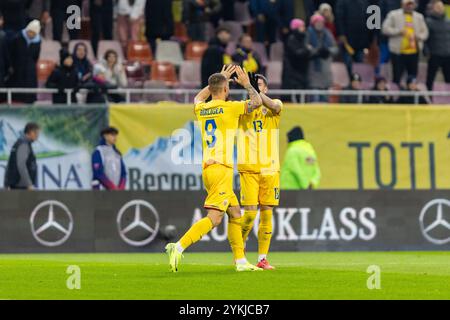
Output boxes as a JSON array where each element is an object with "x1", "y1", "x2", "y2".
[
  {"x1": 353, "y1": 63, "x2": 375, "y2": 85},
  {"x1": 151, "y1": 61, "x2": 178, "y2": 86},
  {"x1": 180, "y1": 61, "x2": 201, "y2": 88},
  {"x1": 97, "y1": 40, "x2": 125, "y2": 61},
  {"x1": 219, "y1": 21, "x2": 243, "y2": 42},
  {"x1": 127, "y1": 41, "x2": 153, "y2": 65},
  {"x1": 331, "y1": 62, "x2": 350, "y2": 88},
  {"x1": 185, "y1": 41, "x2": 208, "y2": 61},
  {"x1": 39, "y1": 40, "x2": 61, "y2": 62},
  {"x1": 68, "y1": 40, "x2": 96, "y2": 62},
  {"x1": 252, "y1": 42, "x2": 269, "y2": 67},
  {"x1": 234, "y1": 1, "x2": 253, "y2": 27},
  {"x1": 124, "y1": 61, "x2": 146, "y2": 88},
  {"x1": 36, "y1": 59, "x2": 56, "y2": 83},
  {"x1": 266, "y1": 61, "x2": 282, "y2": 89},
  {"x1": 155, "y1": 40, "x2": 184, "y2": 66},
  {"x1": 270, "y1": 42, "x2": 284, "y2": 62}
]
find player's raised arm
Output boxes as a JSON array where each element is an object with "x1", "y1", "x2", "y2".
[
  {"x1": 234, "y1": 66, "x2": 262, "y2": 113},
  {"x1": 193, "y1": 65, "x2": 236, "y2": 105},
  {"x1": 260, "y1": 92, "x2": 282, "y2": 114},
  {"x1": 248, "y1": 73, "x2": 282, "y2": 115},
  {"x1": 194, "y1": 86, "x2": 211, "y2": 105}
]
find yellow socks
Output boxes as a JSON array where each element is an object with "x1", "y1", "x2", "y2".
[
  {"x1": 178, "y1": 217, "x2": 213, "y2": 252},
  {"x1": 228, "y1": 217, "x2": 245, "y2": 261},
  {"x1": 241, "y1": 210, "x2": 257, "y2": 242},
  {"x1": 258, "y1": 210, "x2": 273, "y2": 258}
]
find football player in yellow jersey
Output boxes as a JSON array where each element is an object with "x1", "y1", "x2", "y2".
[
  {"x1": 238, "y1": 74, "x2": 282, "y2": 270},
  {"x1": 165, "y1": 65, "x2": 263, "y2": 272}
]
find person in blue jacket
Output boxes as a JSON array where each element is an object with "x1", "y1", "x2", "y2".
[{"x1": 91, "y1": 127, "x2": 127, "y2": 190}]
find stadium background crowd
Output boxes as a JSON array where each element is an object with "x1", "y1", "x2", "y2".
[{"x1": 0, "y1": 0, "x2": 449, "y2": 104}]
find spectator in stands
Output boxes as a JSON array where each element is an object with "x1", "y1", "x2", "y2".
[
  {"x1": 0, "y1": 0, "x2": 29, "y2": 40},
  {"x1": 145, "y1": 0, "x2": 174, "y2": 53},
  {"x1": 46, "y1": 48, "x2": 79, "y2": 104},
  {"x1": 250, "y1": 0, "x2": 281, "y2": 46},
  {"x1": 339, "y1": 72, "x2": 363, "y2": 103},
  {"x1": 201, "y1": 26, "x2": 232, "y2": 87},
  {"x1": 368, "y1": 76, "x2": 394, "y2": 104},
  {"x1": 280, "y1": 0, "x2": 295, "y2": 42},
  {"x1": 0, "y1": 12, "x2": 9, "y2": 90},
  {"x1": 84, "y1": 63, "x2": 117, "y2": 103},
  {"x1": 116, "y1": 0, "x2": 146, "y2": 54},
  {"x1": 318, "y1": 3, "x2": 337, "y2": 39},
  {"x1": 335, "y1": 0, "x2": 371, "y2": 76},
  {"x1": 100, "y1": 49, "x2": 128, "y2": 102},
  {"x1": 4, "y1": 122, "x2": 40, "y2": 190},
  {"x1": 72, "y1": 42, "x2": 93, "y2": 84},
  {"x1": 397, "y1": 76, "x2": 429, "y2": 104},
  {"x1": 50, "y1": 0, "x2": 82, "y2": 42},
  {"x1": 232, "y1": 34, "x2": 261, "y2": 74},
  {"x1": 382, "y1": 0, "x2": 429, "y2": 86},
  {"x1": 307, "y1": 14, "x2": 338, "y2": 100},
  {"x1": 7, "y1": 20, "x2": 41, "y2": 104},
  {"x1": 183, "y1": 0, "x2": 222, "y2": 41},
  {"x1": 90, "y1": 0, "x2": 114, "y2": 55},
  {"x1": 281, "y1": 126, "x2": 321, "y2": 190},
  {"x1": 92, "y1": 127, "x2": 127, "y2": 190},
  {"x1": 282, "y1": 19, "x2": 311, "y2": 90},
  {"x1": 425, "y1": 0, "x2": 450, "y2": 90}
]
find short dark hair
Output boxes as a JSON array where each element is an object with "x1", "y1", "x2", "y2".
[
  {"x1": 208, "y1": 73, "x2": 228, "y2": 95},
  {"x1": 101, "y1": 127, "x2": 119, "y2": 136},
  {"x1": 256, "y1": 74, "x2": 268, "y2": 87},
  {"x1": 104, "y1": 49, "x2": 118, "y2": 61},
  {"x1": 24, "y1": 122, "x2": 40, "y2": 134}
]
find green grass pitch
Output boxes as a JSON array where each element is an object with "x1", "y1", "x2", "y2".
[{"x1": 0, "y1": 252, "x2": 449, "y2": 300}]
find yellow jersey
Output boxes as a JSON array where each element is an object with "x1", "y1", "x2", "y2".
[
  {"x1": 195, "y1": 99, "x2": 248, "y2": 168},
  {"x1": 237, "y1": 100, "x2": 282, "y2": 174},
  {"x1": 400, "y1": 14, "x2": 417, "y2": 55}
]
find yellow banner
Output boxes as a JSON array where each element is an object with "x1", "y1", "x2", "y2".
[{"x1": 110, "y1": 103, "x2": 450, "y2": 190}]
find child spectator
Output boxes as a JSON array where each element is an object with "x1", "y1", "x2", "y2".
[
  {"x1": 368, "y1": 76, "x2": 394, "y2": 104},
  {"x1": 84, "y1": 63, "x2": 117, "y2": 103},
  {"x1": 46, "y1": 48, "x2": 79, "y2": 104}
]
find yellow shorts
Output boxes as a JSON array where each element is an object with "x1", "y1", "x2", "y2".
[
  {"x1": 203, "y1": 164, "x2": 239, "y2": 212},
  {"x1": 239, "y1": 172, "x2": 280, "y2": 206}
]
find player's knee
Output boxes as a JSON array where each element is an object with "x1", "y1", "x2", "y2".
[
  {"x1": 227, "y1": 205, "x2": 242, "y2": 219},
  {"x1": 260, "y1": 205, "x2": 273, "y2": 212},
  {"x1": 244, "y1": 205, "x2": 258, "y2": 211},
  {"x1": 207, "y1": 212, "x2": 224, "y2": 227}
]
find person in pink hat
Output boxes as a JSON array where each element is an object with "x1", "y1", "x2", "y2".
[
  {"x1": 282, "y1": 18, "x2": 311, "y2": 92},
  {"x1": 307, "y1": 13, "x2": 338, "y2": 101}
]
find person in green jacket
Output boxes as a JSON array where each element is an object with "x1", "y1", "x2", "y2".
[{"x1": 281, "y1": 126, "x2": 321, "y2": 190}]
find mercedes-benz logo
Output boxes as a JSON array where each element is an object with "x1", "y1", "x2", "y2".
[
  {"x1": 30, "y1": 200, "x2": 73, "y2": 247},
  {"x1": 117, "y1": 200, "x2": 160, "y2": 247},
  {"x1": 419, "y1": 199, "x2": 450, "y2": 245}
]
